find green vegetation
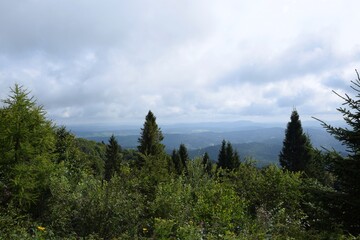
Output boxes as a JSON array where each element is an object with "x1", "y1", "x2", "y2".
[
  {"x1": 279, "y1": 109, "x2": 314, "y2": 173},
  {"x1": 104, "y1": 135, "x2": 122, "y2": 181},
  {"x1": 0, "y1": 79, "x2": 359, "y2": 239},
  {"x1": 217, "y1": 140, "x2": 240, "y2": 171}
]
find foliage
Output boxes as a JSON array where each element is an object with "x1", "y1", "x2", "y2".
[
  {"x1": 217, "y1": 140, "x2": 240, "y2": 170},
  {"x1": 137, "y1": 110, "x2": 165, "y2": 157},
  {"x1": 171, "y1": 148, "x2": 183, "y2": 175},
  {"x1": 0, "y1": 84, "x2": 358, "y2": 239},
  {"x1": 48, "y1": 166, "x2": 144, "y2": 239},
  {"x1": 54, "y1": 126, "x2": 77, "y2": 164},
  {"x1": 202, "y1": 152, "x2": 212, "y2": 174},
  {"x1": 0, "y1": 84, "x2": 56, "y2": 214},
  {"x1": 279, "y1": 109, "x2": 313, "y2": 172},
  {"x1": 228, "y1": 161, "x2": 307, "y2": 238},
  {"x1": 104, "y1": 134, "x2": 122, "y2": 181},
  {"x1": 178, "y1": 143, "x2": 189, "y2": 173},
  {"x1": 75, "y1": 138, "x2": 106, "y2": 177},
  {"x1": 171, "y1": 143, "x2": 189, "y2": 175},
  {"x1": 314, "y1": 70, "x2": 360, "y2": 234},
  {"x1": 152, "y1": 159, "x2": 248, "y2": 239}
]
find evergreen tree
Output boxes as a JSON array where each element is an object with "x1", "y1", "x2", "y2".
[
  {"x1": 0, "y1": 84, "x2": 55, "y2": 213},
  {"x1": 232, "y1": 150, "x2": 240, "y2": 169},
  {"x1": 202, "y1": 152, "x2": 212, "y2": 173},
  {"x1": 226, "y1": 142, "x2": 240, "y2": 169},
  {"x1": 54, "y1": 126, "x2": 78, "y2": 163},
  {"x1": 315, "y1": 70, "x2": 360, "y2": 234},
  {"x1": 178, "y1": 143, "x2": 189, "y2": 173},
  {"x1": 217, "y1": 140, "x2": 227, "y2": 169},
  {"x1": 171, "y1": 149, "x2": 183, "y2": 175},
  {"x1": 279, "y1": 109, "x2": 313, "y2": 172},
  {"x1": 137, "y1": 111, "x2": 165, "y2": 156},
  {"x1": 171, "y1": 144, "x2": 189, "y2": 175},
  {"x1": 217, "y1": 140, "x2": 240, "y2": 170},
  {"x1": 104, "y1": 135, "x2": 122, "y2": 181}
]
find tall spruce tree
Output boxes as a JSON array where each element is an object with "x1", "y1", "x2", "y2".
[
  {"x1": 217, "y1": 140, "x2": 227, "y2": 169},
  {"x1": 137, "y1": 111, "x2": 165, "y2": 156},
  {"x1": 279, "y1": 109, "x2": 313, "y2": 172},
  {"x1": 178, "y1": 144, "x2": 189, "y2": 172},
  {"x1": 171, "y1": 144, "x2": 189, "y2": 175},
  {"x1": 54, "y1": 126, "x2": 78, "y2": 164},
  {"x1": 232, "y1": 150, "x2": 240, "y2": 169},
  {"x1": 171, "y1": 149, "x2": 183, "y2": 175},
  {"x1": 104, "y1": 135, "x2": 122, "y2": 181},
  {"x1": 202, "y1": 152, "x2": 212, "y2": 173},
  {"x1": 315, "y1": 70, "x2": 360, "y2": 234},
  {"x1": 217, "y1": 140, "x2": 240, "y2": 170},
  {"x1": 226, "y1": 142, "x2": 240, "y2": 169}
]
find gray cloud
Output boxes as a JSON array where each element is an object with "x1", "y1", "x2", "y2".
[{"x1": 1, "y1": 1, "x2": 360, "y2": 125}]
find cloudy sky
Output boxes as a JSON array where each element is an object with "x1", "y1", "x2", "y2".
[{"x1": 1, "y1": 0, "x2": 360, "y2": 126}]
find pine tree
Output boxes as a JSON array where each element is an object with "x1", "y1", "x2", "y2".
[
  {"x1": 217, "y1": 140, "x2": 227, "y2": 169},
  {"x1": 137, "y1": 111, "x2": 165, "y2": 156},
  {"x1": 279, "y1": 109, "x2": 313, "y2": 172},
  {"x1": 171, "y1": 149, "x2": 183, "y2": 175},
  {"x1": 104, "y1": 135, "x2": 122, "y2": 181},
  {"x1": 171, "y1": 144, "x2": 189, "y2": 175},
  {"x1": 232, "y1": 150, "x2": 240, "y2": 169},
  {"x1": 54, "y1": 126, "x2": 78, "y2": 163},
  {"x1": 178, "y1": 144, "x2": 189, "y2": 173},
  {"x1": 217, "y1": 140, "x2": 240, "y2": 170},
  {"x1": 202, "y1": 152, "x2": 212, "y2": 173},
  {"x1": 315, "y1": 70, "x2": 360, "y2": 234}
]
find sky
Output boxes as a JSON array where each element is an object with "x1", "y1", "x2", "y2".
[{"x1": 1, "y1": 0, "x2": 360, "y2": 126}]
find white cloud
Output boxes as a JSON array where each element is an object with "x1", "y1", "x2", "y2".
[{"x1": 1, "y1": 0, "x2": 360, "y2": 125}]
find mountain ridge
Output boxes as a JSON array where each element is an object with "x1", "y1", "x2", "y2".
[{"x1": 73, "y1": 124, "x2": 346, "y2": 167}]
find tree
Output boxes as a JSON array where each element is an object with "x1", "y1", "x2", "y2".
[
  {"x1": 217, "y1": 140, "x2": 240, "y2": 170},
  {"x1": 0, "y1": 84, "x2": 55, "y2": 213},
  {"x1": 279, "y1": 109, "x2": 313, "y2": 172},
  {"x1": 104, "y1": 135, "x2": 122, "y2": 181},
  {"x1": 178, "y1": 144, "x2": 189, "y2": 173},
  {"x1": 314, "y1": 70, "x2": 360, "y2": 234},
  {"x1": 171, "y1": 149, "x2": 183, "y2": 175},
  {"x1": 226, "y1": 141, "x2": 240, "y2": 170},
  {"x1": 54, "y1": 126, "x2": 78, "y2": 164},
  {"x1": 137, "y1": 111, "x2": 165, "y2": 156},
  {"x1": 202, "y1": 152, "x2": 212, "y2": 174},
  {"x1": 217, "y1": 140, "x2": 227, "y2": 169}
]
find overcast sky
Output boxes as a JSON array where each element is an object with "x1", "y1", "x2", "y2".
[{"x1": 1, "y1": 0, "x2": 360, "y2": 126}]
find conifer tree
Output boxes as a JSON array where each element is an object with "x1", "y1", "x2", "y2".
[
  {"x1": 226, "y1": 142, "x2": 240, "y2": 169},
  {"x1": 0, "y1": 84, "x2": 55, "y2": 212},
  {"x1": 54, "y1": 126, "x2": 78, "y2": 163},
  {"x1": 202, "y1": 152, "x2": 212, "y2": 173},
  {"x1": 178, "y1": 143, "x2": 189, "y2": 172},
  {"x1": 315, "y1": 70, "x2": 360, "y2": 234},
  {"x1": 232, "y1": 150, "x2": 240, "y2": 169},
  {"x1": 137, "y1": 111, "x2": 165, "y2": 156},
  {"x1": 171, "y1": 149, "x2": 183, "y2": 175},
  {"x1": 104, "y1": 135, "x2": 122, "y2": 181},
  {"x1": 217, "y1": 140, "x2": 227, "y2": 169},
  {"x1": 171, "y1": 144, "x2": 189, "y2": 175},
  {"x1": 217, "y1": 140, "x2": 240, "y2": 170},
  {"x1": 279, "y1": 109, "x2": 313, "y2": 172}
]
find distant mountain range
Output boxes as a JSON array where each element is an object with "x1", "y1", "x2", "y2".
[{"x1": 70, "y1": 120, "x2": 347, "y2": 167}]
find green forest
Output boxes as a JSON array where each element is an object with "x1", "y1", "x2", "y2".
[{"x1": 1, "y1": 74, "x2": 360, "y2": 239}]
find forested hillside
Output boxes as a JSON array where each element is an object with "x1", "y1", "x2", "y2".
[
  {"x1": 77, "y1": 126, "x2": 345, "y2": 167},
  {"x1": 0, "y1": 82, "x2": 360, "y2": 239}
]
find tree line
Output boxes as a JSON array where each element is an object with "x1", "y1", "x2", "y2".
[{"x1": 0, "y1": 72, "x2": 360, "y2": 239}]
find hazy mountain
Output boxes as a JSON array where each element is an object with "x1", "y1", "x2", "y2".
[{"x1": 70, "y1": 121, "x2": 346, "y2": 166}]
